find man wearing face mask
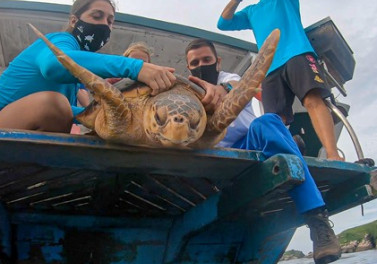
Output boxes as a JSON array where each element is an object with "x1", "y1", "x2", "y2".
[
  {"x1": 186, "y1": 38, "x2": 257, "y2": 148},
  {"x1": 185, "y1": 38, "x2": 341, "y2": 264}
]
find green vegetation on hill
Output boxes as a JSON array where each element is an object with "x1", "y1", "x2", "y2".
[
  {"x1": 338, "y1": 220, "x2": 377, "y2": 245},
  {"x1": 281, "y1": 249, "x2": 305, "y2": 260}
]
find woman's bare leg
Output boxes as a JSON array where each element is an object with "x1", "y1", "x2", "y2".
[{"x1": 0, "y1": 91, "x2": 73, "y2": 133}]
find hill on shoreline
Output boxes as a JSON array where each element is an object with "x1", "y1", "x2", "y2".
[
  {"x1": 337, "y1": 219, "x2": 377, "y2": 245},
  {"x1": 281, "y1": 220, "x2": 377, "y2": 260}
]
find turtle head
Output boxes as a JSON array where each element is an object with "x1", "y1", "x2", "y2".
[{"x1": 143, "y1": 87, "x2": 207, "y2": 148}]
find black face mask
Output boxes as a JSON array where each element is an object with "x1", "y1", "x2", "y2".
[
  {"x1": 190, "y1": 62, "x2": 219, "y2": 85},
  {"x1": 72, "y1": 19, "x2": 111, "y2": 52}
]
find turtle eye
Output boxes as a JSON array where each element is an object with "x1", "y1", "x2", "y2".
[
  {"x1": 189, "y1": 112, "x2": 201, "y2": 129},
  {"x1": 155, "y1": 107, "x2": 168, "y2": 126}
]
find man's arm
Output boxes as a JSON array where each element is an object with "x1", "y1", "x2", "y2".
[
  {"x1": 221, "y1": 0, "x2": 243, "y2": 19},
  {"x1": 217, "y1": 1, "x2": 251, "y2": 31}
]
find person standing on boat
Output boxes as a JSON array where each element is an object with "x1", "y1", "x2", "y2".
[
  {"x1": 217, "y1": 0, "x2": 344, "y2": 163},
  {"x1": 0, "y1": 0, "x2": 176, "y2": 132},
  {"x1": 185, "y1": 38, "x2": 341, "y2": 264}
]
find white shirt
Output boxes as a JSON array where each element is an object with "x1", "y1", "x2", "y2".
[{"x1": 216, "y1": 71, "x2": 257, "y2": 147}]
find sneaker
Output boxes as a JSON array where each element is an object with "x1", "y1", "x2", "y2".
[{"x1": 305, "y1": 208, "x2": 341, "y2": 264}]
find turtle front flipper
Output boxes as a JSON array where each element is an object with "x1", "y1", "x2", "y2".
[
  {"x1": 28, "y1": 24, "x2": 132, "y2": 133},
  {"x1": 208, "y1": 29, "x2": 280, "y2": 133},
  {"x1": 76, "y1": 101, "x2": 101, "y2": 129}
]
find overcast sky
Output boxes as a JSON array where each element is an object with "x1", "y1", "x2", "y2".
[{"x1": 20, "y1": 0, "x2": 377, "y2": 254}]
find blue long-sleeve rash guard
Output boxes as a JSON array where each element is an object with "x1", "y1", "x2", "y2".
[{"x1": 0, "y1": 32, "x2": 143, "y2": 116}]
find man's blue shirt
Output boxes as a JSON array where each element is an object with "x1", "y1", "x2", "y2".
[{"x1": 218, "y1": 0, "x2": 315, "y2": 74}]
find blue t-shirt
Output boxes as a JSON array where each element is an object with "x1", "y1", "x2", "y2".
[
  {"x1": 217, "y1": 0, "x2": 315, "y2": 74},
  {"x1": 0, "y1": 32, "x2": 143, "y2": 116}
]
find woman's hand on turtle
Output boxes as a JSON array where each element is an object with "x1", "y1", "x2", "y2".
[
  {"x1": 138, "y1": 63, "x2": 176, "y2": 96},
  {"x1": 188, "y1": 75, "x2": 227, "y2": 114}
]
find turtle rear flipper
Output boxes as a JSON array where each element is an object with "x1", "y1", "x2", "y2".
[{"x1": 208, "y1": 29, "x2": 280, "y2": 132}]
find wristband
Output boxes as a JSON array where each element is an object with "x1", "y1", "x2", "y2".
[{"x1": 220, "y1": 82, "x2": 233, "y2": 93}]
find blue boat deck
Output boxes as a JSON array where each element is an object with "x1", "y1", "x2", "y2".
[{"x1": 0, "y1": 129, "x2": 375, "y2": 263}]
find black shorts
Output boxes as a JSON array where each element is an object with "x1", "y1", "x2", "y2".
[{"x1": 262, "y1": 53, "x2": 331, "y2": 124}]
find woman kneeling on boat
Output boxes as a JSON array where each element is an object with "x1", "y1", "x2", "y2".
[{"x1": 0, "y1": 0, "x2": 176, "y2": 132}]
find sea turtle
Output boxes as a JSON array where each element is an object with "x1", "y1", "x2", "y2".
[{"x1": 29, "y1": 24, "x2": 279, "y2": 149}]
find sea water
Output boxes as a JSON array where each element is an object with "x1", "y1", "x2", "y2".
[{"x1": 278, "y1": 249, "x2": 377, "y2": 264}]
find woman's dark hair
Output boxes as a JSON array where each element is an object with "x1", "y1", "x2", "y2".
[
  {"x1": 66, "y1": 0, "x2": 116, "y2": 31},
  {"x1": 71, "y1": 0, "x2": 116, "y2": 17}
]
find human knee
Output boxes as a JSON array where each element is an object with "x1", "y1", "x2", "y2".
[
  {"x1": 303, "y1": 90, "x2": 325, "y2": 110},
  {"x1": 249, "y1": 113, "x2": 281, "y2": 132},
  {"x1": 253, "y1": 113, "x2": 281, "y2": 125},
  {"x1": 38, "y1": 92, "x2": 72, "y2": 121}
]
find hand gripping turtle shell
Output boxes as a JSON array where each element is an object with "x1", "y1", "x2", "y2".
[{"x1": 29, "y1": 24, "x2": 279, "y2": 149}]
